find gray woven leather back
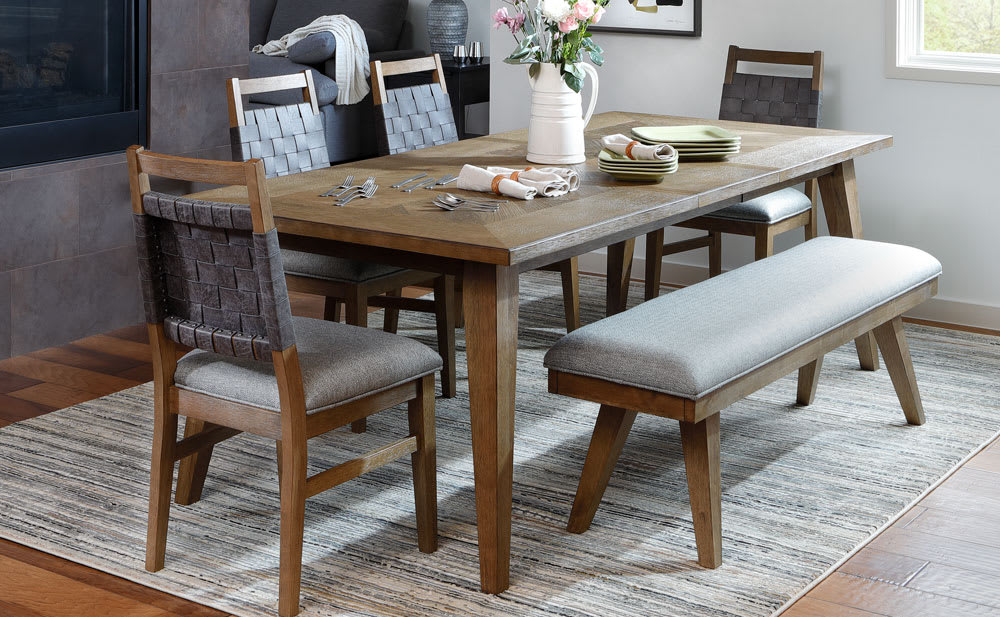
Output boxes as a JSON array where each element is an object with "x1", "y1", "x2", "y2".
[
  {"x1": 133, "y1": 192, "x2": 295, "y2": 361},
  {"x1": 719, "y1": 73, "x2": 821, "y2": 128},
  {"x1": 376, "y1": 83, "x2": 458, "y2": 155},
  {"x1": 230, "y1": 103, "x2": 329, "y2": 178}
]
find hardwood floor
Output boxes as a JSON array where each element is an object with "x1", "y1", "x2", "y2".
[{"x1": 0, "y1": 290, "x2": 997, "y2": 616}]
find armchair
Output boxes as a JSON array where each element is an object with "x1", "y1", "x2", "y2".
[{"x1": 249, "y1": 0, "x2": 426, "y2": 162}]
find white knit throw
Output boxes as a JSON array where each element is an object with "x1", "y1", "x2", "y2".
[{"x1": 252, "y1": 15, "x2": 370, "y2": 106}]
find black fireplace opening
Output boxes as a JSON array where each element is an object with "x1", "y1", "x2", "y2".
[{"x1": 0, "y1": 0, "x2": 147, "y2": 169}]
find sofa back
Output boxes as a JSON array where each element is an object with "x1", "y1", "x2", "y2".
[
  {"x1": 259, "y1": 0, "x2": 409, "y2": 53},
  {"x1": 250, "y1": 0, "x2": 278, "y2": 47}
]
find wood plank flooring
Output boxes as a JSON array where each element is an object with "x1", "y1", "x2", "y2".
[{"x1": 0, "y1": 290, "x2": 997, "y2": 617}]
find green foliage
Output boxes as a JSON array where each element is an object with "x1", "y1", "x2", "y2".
[{"x1": 924, "y1": 0, "x2": 1000, "y2": 54}]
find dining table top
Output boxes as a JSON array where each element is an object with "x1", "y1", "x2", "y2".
[{"x1": 193, "y1": 111, "x2": 891, "y2": 268}]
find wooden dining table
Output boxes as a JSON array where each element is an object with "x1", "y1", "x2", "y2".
[{"x1": 194, "y1": 111, "x2": 892, "y2": 594}]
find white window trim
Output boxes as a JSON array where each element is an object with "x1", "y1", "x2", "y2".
[{"x1": 886, "y1": 0, "x2": 1000, "y2": 86}]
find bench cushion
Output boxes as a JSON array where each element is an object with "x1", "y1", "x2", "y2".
[
  {"x1": 175, "y1": 316, "x2": 441, "y2": 413},
  {"x1": 544, "y1": 237, "x2": 941, "y2": 400},
  {"x1": 282, "y1": 249, "x2": 406, "y2": 283},
  {"x1": 705, "y1": 187, "x2": 812, "y2": 224}
]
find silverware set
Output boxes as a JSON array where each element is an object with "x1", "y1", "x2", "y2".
[
  {"x1": 397, "y1": 173, "x2": 458, "y2": 192},
  {"x1": 432, "y1": 193, "x2": 505, "y2": 212},
  {"x1": 335, "y1": 177, "x2": 377, "y2": 206}
]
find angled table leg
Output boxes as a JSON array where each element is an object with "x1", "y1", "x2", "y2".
[
  {"x1": 606, "y1": 238, "x2": 636, "y2": 316},
  {"x1": 463, "y1": 261, "x2": 519, "y2": 594},
  {"x1": 818, "y1": 160, "x2": 880, "y2": 371}
]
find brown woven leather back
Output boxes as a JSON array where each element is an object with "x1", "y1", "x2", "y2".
[
  {"x1": 133, "y1": 191, "x2": 295, "y2": 361},
  {"x1": 230, "y1": 103, "x2": 329, "y2": 178},
  {"x1": 719, "y1": 72, "x2": 821, "y2": 127},
  {"x1": 376, "y1": 83, "x2": 458, "y2": 155}
]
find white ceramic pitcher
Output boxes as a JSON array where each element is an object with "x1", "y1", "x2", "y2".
[{"x1": 526, "y1": 63, "x2": 599, "y2": 165}]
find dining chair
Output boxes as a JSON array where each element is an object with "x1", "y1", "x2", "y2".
[
  {"x1": 644, "y1": 46, "x2": 824, "y2": 300},
  {"x1": 370, "y1": 55, "x2": 583, "y2": 332},
  {"x1": 227, "y1": 71, "x2": 457, "y2": 419},
  {"x1": 127, "y1": 146, "x2": 439, "y2": 617}
]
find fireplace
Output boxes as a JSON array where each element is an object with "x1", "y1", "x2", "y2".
[{"x1": 0, "y1": 0, "x2": 147, "y2": 169}]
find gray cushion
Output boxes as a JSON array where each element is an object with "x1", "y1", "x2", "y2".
[
  {"x1": 544, "y1": 237, "x2": 942, "y2": 400},
  {"x1": 267, "y1": 0, "x2": 408, "y2": 53},
  {"x1": 706, "y1": 187, "x2": 812, "y2": 224},
  {"x1": 175, "y1": 316, "x2": 442, "y2": 413},
  {"x1": 250, "y1": 0, "x2": 278, "y2": 47},
  {"x1": 288, "y1": 32, "x2": 337, "y2": 64},
  {"x1": 248, "y1": 54, "x2": 338, "y2": 107},
  {"x1": 281, "y1": 249, "x2": 406, "y2": 283}
]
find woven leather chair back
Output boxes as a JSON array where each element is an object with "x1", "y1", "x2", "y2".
[
  {"x1": 129, "y1": 150, "x2": 295, "y2": 362},
  {"x1": 371, "y1": 55, "x2": 458, "y2": 156},
  {"x1": 718, "y1": 46, "x2": 824, "y2": 128}
]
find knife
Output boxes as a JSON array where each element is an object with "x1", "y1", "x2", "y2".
[
  {"x1": 391, "y1": 173, "x2": 428, "y2": 189},
  {"x1": 403, "y1": 178, "x2": 437, "y2": 192}
]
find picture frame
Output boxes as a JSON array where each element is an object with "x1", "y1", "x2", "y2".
[{"x1": 589, "y1": 0, "x2": 702, "y2": 37}]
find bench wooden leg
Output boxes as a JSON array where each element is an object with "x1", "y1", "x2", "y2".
[
  {"x1": 754, "y1": 226, "x2": 775, "y2": 261},
  {"x1": 873, "y1": 317, "x2": 926, "y2": 426},
  {"x1": 434, "y1": 275, "x2": 457, "y2": 399},
  {"x1": 567, "y1": 405, "x2": 638, "y2": 534},
  {"x1": 855, "y1": 335, "x2": 881, "y2": 372},
  {"x1": 323, "y1": 297, "x2": 342, "y2": 322},
  {"x1": 345, "y1": 292, "x2": 368, "y2": 434},
  {"x1": 708, "y1": 231, "x2": 723, "y2": 277},
  {"x1": 645, "y1": 229, "x2": 665, "y2": 301},
  {"x1": 559, "y1": 258, "x2": 582, "y2": 332},
  {"x1": 175, "y1": 418, "x2": 213, "y2": 505},
  {"x1": 383, "y1": 289, "x2": 401, "y2": 334},
  {"x1": 796, "y1": 356, "x2": 824, "y2": 406},
  {"x1": 680, "y1": 414, "x2": 722, "y2": 569}
]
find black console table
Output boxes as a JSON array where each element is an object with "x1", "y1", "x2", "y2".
[{"x1": 441, "y1": 57, "x2": 490, "y2": 140}]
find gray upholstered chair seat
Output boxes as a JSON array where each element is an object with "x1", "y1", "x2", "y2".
[
  {"x1": 705, "y1": 187, "x2": 812, "y2": 224},
  {"x1": 175, "y1": 316, "x2": 442, "y2": 413},
  {"x1": 544, "y1": 237, "x2": 942, "y2": 400},
  {"x1": 281, "y1": 249, "x2": 406, "y2": 283}
]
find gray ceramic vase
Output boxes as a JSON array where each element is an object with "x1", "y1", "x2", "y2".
[{"x1": 427, "y1": 0, "x2": 469, "y2": 56}]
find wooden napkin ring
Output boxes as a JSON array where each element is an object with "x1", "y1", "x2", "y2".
[
  {"x1": 510, "y1": 167, "x2": 533, "y2": 183},
  {"x1": 625, "y1": 141, "x2": 640, "y2": 160},
  {"x1": 491, "y1": 174, "x2": 505, "y2": 195}
]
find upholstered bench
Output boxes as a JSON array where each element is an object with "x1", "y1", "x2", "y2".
[{"x1": 544, "y1": 237, "x2": 941, "y2": 568}]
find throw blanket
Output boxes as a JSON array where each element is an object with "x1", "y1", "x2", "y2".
[{"x1": 253, "y1": 15, "x2": 370, "y2": 105}]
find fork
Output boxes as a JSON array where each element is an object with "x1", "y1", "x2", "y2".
[
  {"x1": 337, "y1": 182, "x2": 378, "y2": 206},
  {"x1": 321, "y1": 175, "x2": 354, "y2": 197},
  {"x1": 432, "y1": 201, "x2": 498, "y2": 212},
  {"x1": 334, "y1": 176, "x2": 375, "y2": 200}
]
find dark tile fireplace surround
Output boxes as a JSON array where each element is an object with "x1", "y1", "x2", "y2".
[{"x1": 0, "y1": 0, "x2": 249, "y2": 360}]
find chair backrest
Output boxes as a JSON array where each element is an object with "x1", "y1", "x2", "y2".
[
  {"x1": 370, "y1": 54, "x2": 458, "y2": 156},
  {"x1": 719, "y1": 45, "x2": 824, "y2": 128},
  {"x1": 227, "y1": 71, "x2": 330, "y2": 178},
  {"x1": 126, "y1": 146, "x2": 295, "y2": 362}
]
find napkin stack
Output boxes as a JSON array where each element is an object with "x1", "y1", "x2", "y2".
[
  {"x1": 457, "y1": 164, "x2": 581, "y2": 200},
  {"x1": 601, "y1": 134, "x2": 677, "y2": 162}
]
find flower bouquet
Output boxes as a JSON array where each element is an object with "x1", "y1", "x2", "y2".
[{"x1": 494, "y1": 0, "x2": 609, "y2": 92}]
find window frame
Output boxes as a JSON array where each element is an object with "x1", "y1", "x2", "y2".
[{"x1": 887, "y1": 0, "x2": 1000, "y2": 86}]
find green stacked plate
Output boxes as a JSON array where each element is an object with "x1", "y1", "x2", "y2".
[
  {"x1": 630, "y1": 125, "x2": 741, "y2": 160},
  {"x1": 598, "y1": 149, "x2": 678, "y2": 181}
]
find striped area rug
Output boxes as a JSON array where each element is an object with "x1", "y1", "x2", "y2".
[{"x1": 0, "y1": 273, "x2": 998, "y2": 617}]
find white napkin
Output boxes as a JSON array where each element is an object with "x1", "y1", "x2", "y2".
[
  {"x1": 457, "y1": 164, "x2": 537, "y2": 200},
  {"x1": 601, "y1": 134, "x2": 677, "y2": 161},
  {"x1": 486, "y1": 166, "x2": 572, "y2": 198}
]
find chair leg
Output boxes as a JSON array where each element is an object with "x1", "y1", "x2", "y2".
[
  {"x1": 644, "y1": 229, "x2": 665, "y2": 301},
  {"x1": 453, "y1": 286, "x2": 465, "y2": 328},
  {"x1": 276, "y1": 440, "x2": 283, "y2": 494},
  {"x1": 680, "y1": 413, "x2": 722, "y2": 569},
  {"x1": 322, "y1": 297, "x2": 342, "y2": 323},
  {"x1": 708, "y1": 231, "x2": 723, "y2": 277},
  {"x1": 796, "y1": 356, "x2": 824, "y2": 406},
  {"x1": 174, "y1": 418, "x2": 214, "y2": 505},
  {"x1": 754, "y1": 226, "x2": 775, "y2": 261},
  {"x1": 873, "y1": 317, "x2": 926, "y2": 426},
  {"x1": 145, "y1": 401, "x2": 178, "y2": 572},
  {"x1": 345, "y1": 291, "x2": 368, "y2": 433},
  {"x1": 277, "y1": 433, "x2": 307, "y2": 617},
  {"x1": 408, "y1": 374, "x2": 438, "y2": 553},
  {"x1": 382, "y1": 289, "x2": 401, "y2": 334},
  {"x1": 567, "y1": 405, "x2": 638, "y2": 534},
  {"x1": 559, "y1": 258, "x2": 581, "y2": 331},
  {"x1": 434, "y1": 275, "x2": 457, "y2": 398}
]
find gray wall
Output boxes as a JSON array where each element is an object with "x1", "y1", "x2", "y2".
[
  {"x1": 489, "y1": 0, "x2": 1000, "y2": 329},
  {"x1": 0, "y1": 0, "x2": 249, "y2": 360}
]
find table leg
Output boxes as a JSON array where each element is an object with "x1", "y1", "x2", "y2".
[
  {"x1": 606, "y1": 238, "x2": 636, "y2": 316},
  {"x1": 818, "y1": 160, "x2": 880, "y2": 371},
  {"x1": 463, "y1": 262, "x2": 519, "y2": 594}
]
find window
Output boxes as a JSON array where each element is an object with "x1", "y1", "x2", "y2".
[{"x1": 887, "y1": 0, "x2": 1000, "y2": 85}]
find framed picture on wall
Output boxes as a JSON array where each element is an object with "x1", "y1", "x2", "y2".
[{"x1": 589, "y1": 0, "x2": 702, "y2": 37}]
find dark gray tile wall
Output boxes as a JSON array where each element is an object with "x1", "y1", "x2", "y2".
[{"x1": 0, "y1": 1, "x2": 248, "y2": 360}]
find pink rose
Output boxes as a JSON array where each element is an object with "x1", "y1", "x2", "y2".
[
  {"x1": 492, "y1": 7, "x2": 509, "y2": 29},
  {"x1": 509, "y1": 11, "x2": 527, "y2": 32},
  {"x1": 573, "y1": 0, "x2": 596, "y2": 20},
  {"x1": 593, "y1": 5, "x2": 606, "y2": 23},
  {"x1": 558, "y1": 15, "x2": 579, "y2": 33}
]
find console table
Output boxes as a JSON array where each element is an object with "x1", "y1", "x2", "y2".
[{"x1": 441, "y1": 58, "x2": 489, "y2": 140}]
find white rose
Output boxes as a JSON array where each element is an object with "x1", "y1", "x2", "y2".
[{"x1": 541, "y1": 0, "x2": 572, "y2": 22}]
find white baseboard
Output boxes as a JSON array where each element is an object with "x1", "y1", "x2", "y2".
[{"x1": 576, "y1": 251, "x2": 1000, "y2": 331}]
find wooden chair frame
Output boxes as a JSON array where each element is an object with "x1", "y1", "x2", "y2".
[
  {"x1": 645, "y1": 46, "x2": 825, "y2": 301},
  {"x1": 550, "y1": 278, "x2": 934, "y2": 569},
  {"x1": 227, "y1": 72, "x2": 457, "y2": 404},
  {"x1": 127, "y1": 146, "x2": 438, "y2": 617}
]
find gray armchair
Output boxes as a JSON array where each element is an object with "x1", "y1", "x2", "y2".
[{"x1": 249, "y1": 0, "x2": 425, "y2": 163}]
